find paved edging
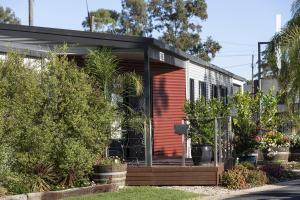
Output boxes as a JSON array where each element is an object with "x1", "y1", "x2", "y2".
[{"x1": 0, "y1": 184, "x2": 117, "y2": 200}]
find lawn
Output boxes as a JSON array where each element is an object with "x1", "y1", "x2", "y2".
[{"x1": 64, "y1": 186, "x2": 200, "y2": 200}]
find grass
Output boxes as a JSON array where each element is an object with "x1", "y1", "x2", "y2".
[{"x1": 64, "y1": 186, "x2": 200, "y2": 200}]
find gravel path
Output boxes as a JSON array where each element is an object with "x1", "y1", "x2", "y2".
[{"x1": 164, "y1": 180, "x2": 299, "y2": 200}]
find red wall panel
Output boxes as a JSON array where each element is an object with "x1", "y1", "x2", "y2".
[
  {"x1": 120, "y1": 61, "x2": 186, "y2": 158},
  {"x1": 151, "y1": 65, "x2": 186, "y2": 158}
]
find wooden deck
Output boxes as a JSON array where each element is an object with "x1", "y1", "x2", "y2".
[{"x1": 126, "y1": 164, "x2": 224, "y2": 186}]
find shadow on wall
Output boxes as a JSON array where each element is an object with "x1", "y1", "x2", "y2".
[
  {"x1": 153, "y1": 77, "x2": 169, "y2": 117},
  {"x1": 154, "y1": 147, "x2": 183, "y2": 159}
]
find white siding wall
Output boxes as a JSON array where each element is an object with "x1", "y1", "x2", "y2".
[
  {"x1": 187, "y1": 61, "x2": 207, "y2": 100},
  {"x1": 185, "y1": 61, "x2": 245, "y2": 158},
  {"x1": 187, "y1": 61, "x2": 234, "y2": 101},
  {"x1": 232, "y1": 78, "x2": 244, "y2": 92}
]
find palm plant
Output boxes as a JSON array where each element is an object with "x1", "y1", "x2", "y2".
[
  {"x1": 266, "y1": 0, "x2": 300, "y2": 101},
  {"x1": 85, "y1": 48, "x2": 142, "y2": 101},
  {"x1": 85, "y1": 48, "x2": 146, "y2": 157}
]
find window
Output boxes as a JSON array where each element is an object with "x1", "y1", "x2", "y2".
[
  {"x1": 220, "y1": 86, "x2": 225, "y2": 98},
  {"x1": 225, "y1": 87, "x2": 228, "y2": 104},
  {"x1": 190, "y1": 78, "x2": 195, "y2": 102},
  {"x1": 211, "y1": 84, "x2": 218, "y2": 99},
  {"x1": 233, "y1": 84, "x2": 241, "y2": 95},
  {"x1": 199, "y1": 81, "x2": 207, "y2": 100},
  {"x1": 219, "y1": 86, "x2": 228, "y2": 104}
]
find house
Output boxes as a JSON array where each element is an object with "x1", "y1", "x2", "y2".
[
  {"x1": 185, "y1": 57, "x2": 245, "y2": 158},
  {"x1": 0, "y1": 24, "x2": 245, "y2": 165}
]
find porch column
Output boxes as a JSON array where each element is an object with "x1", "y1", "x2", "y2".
[{"x1": 144, "y1": 46, "x2": 152, "y2": 166}]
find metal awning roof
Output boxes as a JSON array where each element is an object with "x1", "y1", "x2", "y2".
[{"x1": 0, "y1": 24, "x2": 246, "y2": 81}]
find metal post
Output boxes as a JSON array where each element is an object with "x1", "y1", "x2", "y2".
[
  {"x1": 214, "y1": 117, "x2": 218, "y2": 166},
  {"x1": 90, "y1": 16, "x2": 95, "y2": 32},
  {"x1": 144, "y1": 47, "x2": 152, "y2": 167},
  {"x1": 29, "y1": 0, "x2": 33, "y2": 26},
  {"x1": 257, "y1": 42, "x2": 270, "y2": 126},
  {"x1": 251, "y1": 54, "x2": 254, "y2": 95},
  {"x1": 228, "y1": 116, "x2": 232, "y2": 158},
  {"x1": 182, "y1": 134, "x2": 185, "y2": 166},
  {"x1": 258, "y1": 43, "x2": 261, "y2": 93},
  {"x1": 218, "y1": 120, "x2": 222, "y2": 163}
]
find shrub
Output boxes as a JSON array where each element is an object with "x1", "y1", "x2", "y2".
[
  {"x1": 184, "y1": 97, "x2": 230, "y2": 144},
  {"x1": 0, "y1": 50, "x2": 117, "y2": 192},
  {"x1": 232, "y1": 91, "x2": 259, "y2": 155},
  {"x1": 3, "y1": 173, "x2": 33, "y2": 194},
  {"x1": 261, "y1": 164, "x2": 285, "y2": 179},
  {"x1": 261, "y1": 164, "x2": 299, "y2": 182},
  {"x1": 0, "y1": 186, "x2": 7, "y2": 196},
  {"x1": 58, "y1": 140, "x2": 94, "y2": 187},
  {"x1": 246, "y1": 170, "x2": 268, "y2": 187},
  {"x1": 223, "y1": 164, "x2": 268, "y2": 189},
  {"x1": 239, "y1": 162, "x2": 256, "y2": 170},
  {"x1": 222, "y1": 168, "x2": 247, "y2": 189}
]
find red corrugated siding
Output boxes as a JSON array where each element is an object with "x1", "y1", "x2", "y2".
[
  {"x1": 152, "y1": 65, "x2": 186, "y2": 157},
  {"x1": 120, "y1": 61, "x2": 186, "y2": 158}
]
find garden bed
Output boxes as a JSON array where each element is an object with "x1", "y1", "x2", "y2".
[{"x1": 0, "y1": 184, "x2": 117, "y2": 200}]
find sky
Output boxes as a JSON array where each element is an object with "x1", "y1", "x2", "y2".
[{"x1": 1, "y1": 0, "x2": 294, "y2": 80}]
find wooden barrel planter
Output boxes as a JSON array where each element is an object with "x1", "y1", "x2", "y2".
[
  {"x1": 92, "y1": 164, "x2": 127, "y2": 188},
  {"x1": 289, "y1": 147, "x2": 300, "y2": 161},
  {"x1": 263, "y1": 147, "x2": 290, "y2": 162}
]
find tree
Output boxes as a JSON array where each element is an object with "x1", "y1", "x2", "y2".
[
  {"x1": 119, "y1": 0, "x2": 150, "y2": 36},
  {"x1": 82, "y1": 0, "x2": 221, "y2": 61},
  {"x1": 82, "y1": 9, "x2": 119, "y2": 33},
  {"x1": 0, "y1": 6, "x2": 20, "y2": 24},
  {"x1": 148, "y1": 0, "x2": 221, "y2": 61},
  {"x1": 266, "y1": 0, "x2": 300, "y2": 100}
]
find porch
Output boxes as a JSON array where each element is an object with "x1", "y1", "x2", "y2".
[{"x1": 126, "y1": 163, "x2": 224, "y2": 186}]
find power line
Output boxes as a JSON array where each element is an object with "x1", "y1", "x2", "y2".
[
  {"x1": 219, "y1": 41, "x2": 256, "y2": 47},
  {"x1": 223, "y1": 63, "x2": 252, "y2": 69},
  {"x1": 218, "y1": 50, "x2": 257, "y2": 54},
  {"x1": 217, "y1": 54, "x2": 253, "y2": 57}
]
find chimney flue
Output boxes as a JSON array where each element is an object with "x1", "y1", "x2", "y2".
[{"x1": 29, "y1": 0, "x2": 33, "y2": 26}]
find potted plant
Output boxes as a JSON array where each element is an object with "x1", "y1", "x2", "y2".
[
  {"x1": 184, "y1": 97, "x2": 214, "y2": 165},
  {"x1": 290, "y1": 134, "x2": 300, "y2": 161},
  {"x1": 257, "y1": 90, "x2": 291, "y2": 162},
  {"x1": 256, "y1": 131, "x2": 290, "y2": 162},
  {"x1": 184, "y1": 97, "x2": 230, "y2": 165},
  {"x1": 92, "y1": 156, "x2": 127, "y2": 188},
  {"x1": 232, "y1": 91, "x2": 260, "y2": 164}
]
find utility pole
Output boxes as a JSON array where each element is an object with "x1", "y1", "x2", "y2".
[
  {"x1": 251, "y1": 54, "x2": 254, "y2": 95},
  {"x1": 90, "y1": 16, "x2": 94, "y2": 32},
  {"x1": 85, "y1": 0, "x2": 93, "y2": 32},
  {"x1": 29, "y1": 0, "x2": 33, "y2": 26},
  {"x1": 257, "y1": 42, "x2": 270, "y2": 130}
]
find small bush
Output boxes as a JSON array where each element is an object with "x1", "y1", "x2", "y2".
[
  {"x1": 223, "y1": 164, "x2": 268, "y2": 189},
  {"x1": 222, "y1": 167, "x2": 247, "y2": 189},
  {"x1": 260, "y1": 163, "x2": 299, "y2": 183},
  {"x1": 0, "y1": 186, "x2": 7, "y2": 196},
  {"x1": 246, "y1": 170, "x2": 268, "y2": 187},
  {"x1": 261, "y1": 164, "x2": 285, "y2": 179},
  {"x1": 240, "y1": 162, "x2": 256, "y2": 170},
  {"x1": 3, "y1": 173, "x2": 33, "y2": 194}
]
